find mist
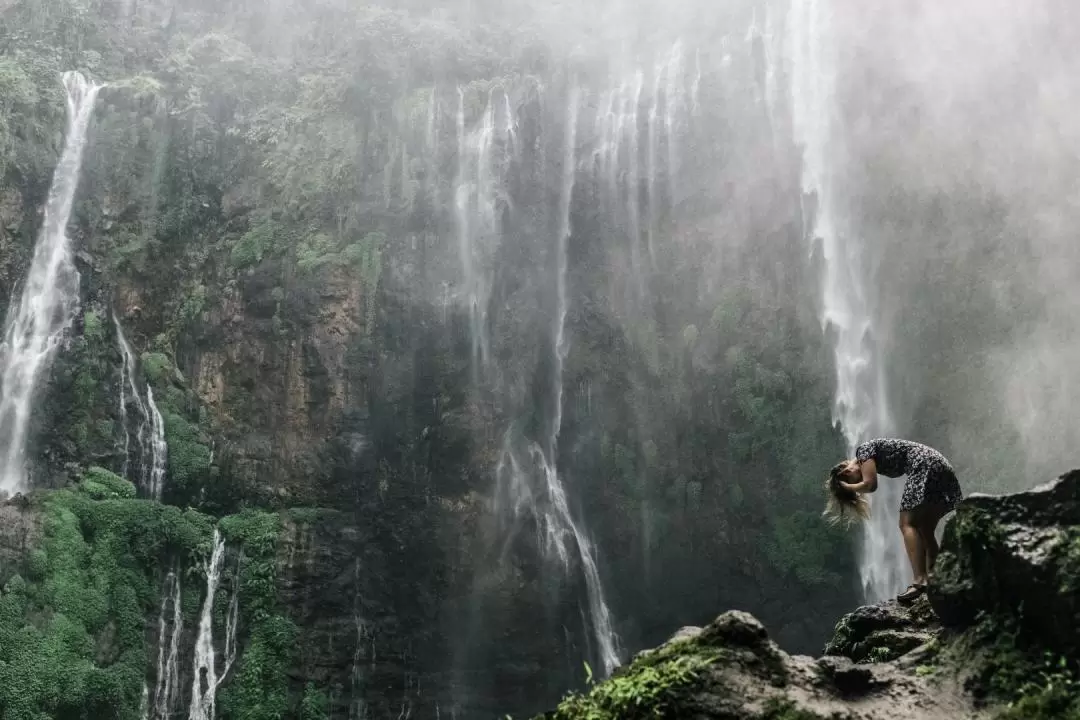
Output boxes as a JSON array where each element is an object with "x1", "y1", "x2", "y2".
[{"x1": 0, "y1": 0, "x2": 1078, "y2": 717}]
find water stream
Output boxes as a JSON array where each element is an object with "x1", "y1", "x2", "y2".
[{"x1": 0, "y1": 72, "x2": 102, "y2": 495}]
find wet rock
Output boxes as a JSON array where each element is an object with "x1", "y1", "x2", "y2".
[
  {"x1": 929, "y1": 469, "x2": 1080, "y2": 655},
  {"x1": 0, "y1": 501, "x2": 40, "y2": 587},
  {"x1": 815, "y1": 655, "x2": 891, "y2": 697},
  {"x1": 824, "y1": 596, "x2": 940, "y2": 663}
]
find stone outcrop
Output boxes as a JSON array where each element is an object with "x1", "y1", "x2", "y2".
[
  {"x1": 542, "y1": 471, "x2": 1080, "y2": 719},
  {"x1": 542, "y1": 608, "x2": 979, "y2": 720},
  {"x1": 929, "y1": 469, "x2": 1080, "y2": 656}
]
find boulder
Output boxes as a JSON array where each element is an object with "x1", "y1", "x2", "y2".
[
  {"x1": 929, "y1": 469, "x2": 1080, "y2": 654},
  {"x1": 824, "y1": 596, "x2": 940, "y2": 663}
]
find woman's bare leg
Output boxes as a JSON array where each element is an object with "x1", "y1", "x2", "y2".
[
  {"x1": 899, "y1": 510, "x2": 928, "y2": 586},
  {"x1": 915, "y1": 504, "x2": 948, "y2": 575}
]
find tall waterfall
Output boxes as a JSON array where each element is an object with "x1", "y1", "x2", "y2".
[
  {"x1": 493, "y1": 91, "x2": 621, "y2": 676},
  {"x1": 594, "y1": 42, "x2": 688, "y2": 315},
  {"x1": 113, "y1": 314, "x2": 168, "y2": 500},
  {"x1": 455, "y1": 88, "x2": 514, "y2": 379},
  {"x1": 150, "y1": 570, "x2": 184, "y2": 720},
  {"x1": 787, "y1": 0, "x2": 904, "y2": 600},
  {"x1": 0, "y1": 72, "x2": 101, "y2": 496},
  {"x1": 189, "y1": 529, "x2": 226, "y2": 720},
  {"x1": 114, "y1": 315, "x2": 150, "y2": 477}
]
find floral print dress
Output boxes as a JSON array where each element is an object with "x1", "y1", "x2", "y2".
[{"x1": 855, "y1": 438, "x2": 964, "y2": 512}]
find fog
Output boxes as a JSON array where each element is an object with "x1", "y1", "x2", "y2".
[{"x1": 3, "y1": 0, "x2": 1079, "y2": 716}]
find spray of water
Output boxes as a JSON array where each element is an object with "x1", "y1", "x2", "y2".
[
  {"x1": 114, "y1": 314, "x2": 150, "y2": 480},
  {"x1": 787, "y1": 0, "x2": 905, "y2": 601},
  {"x1": 188, "y1": 529, "x2": 226, "y2": 720},
  {"x1": 146, "y1": 385, "x2": 168, "y2": 501},
  {"x1": 493, "y1": 90, "x2": 621, "y2": 676},
  {"x1": 150, "y1": 570, "x2": 184, "y2": 720},
  {"x1": 113, "y1": 314, "x2": 168, "y2": 500},
  {"x1": 0, "y1": 72, "x2": 101, "y2": 495}
]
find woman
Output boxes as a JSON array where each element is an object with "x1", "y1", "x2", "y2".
[{"x1": 825, "y1": 438, "x2": 964, "y2": 603}]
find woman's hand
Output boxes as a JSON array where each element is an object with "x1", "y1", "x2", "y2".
[{"x1": 843, "y1": 459, "x2": 879, "y2": 494}]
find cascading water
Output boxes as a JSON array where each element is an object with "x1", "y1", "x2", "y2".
[
  {"x1": 593, "y1": 41, "x2": 692, "y2": 316},
  {"x1": 189, "y1": 529, "x2": 226, "y2": 720},
  {"x1": 114, "y1": 314, "x2": 150, "y2": 477},
  {"x1": 492, "y1": 91, "x2": 621, "y2": 676},
  {"x1": 455, "y1": 88, "x2": 513, "y2": 378},
  {"x1": 0, "y1": 71, "x2": 101, "y2": 496},
  {"x1": 787, "y1": 0, "x2": 904, "y2": 601},
  {"x1": 146, "y1": 385, "x2": 168, "y2": 501},
  {"x1": 113, "y1": 314, "x2": 168, "y2": 500},
  {"x1": 150, "y1": 570, "x2": 184, "y2": 720}
]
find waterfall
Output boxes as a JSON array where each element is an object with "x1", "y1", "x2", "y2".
[
  {"x1": 150, "y1": 570, "x2": 184, "y2": 720},
  {"x1": 146, "y1": 385, "x2": 168, "y2": 501},
  {"x1": 594, "y1": 41, "x2": 695, "y2": 316},
  {"x1": 113, "y1": 315, "x2": 168, "y2": 500},
  {"x1": 787, "y1": 0, "x2": 903, "y2": 601},
  {"x1": 455, "y1": 87, "x2": 515, "y2": 380},
  {"x1": 494, "y1": 91, "x2": 621, "y2": 676},
  {"x1": 0, "y1": 72, "x2": 102, "y2": 496},
  {"x1": 114, "y1": 314, "x2": 150, "y2": 480},
  {"x1": 189, "y1": 529, "x2": 226, "y2": 720}
]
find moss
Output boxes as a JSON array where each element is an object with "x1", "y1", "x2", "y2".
[
  {"x1": 758, "y1": 698, "x2": 828, "y2": 720},
  {"x1": 81, "y1": 466, "x2": 137, "y2": 500},
  {"x1": 0, "y1": 488, "x2": 213, "y2": 718},
  {"x1": 545, "y1": 635, "x2": 722, "y2": 720},
  {"x1": 942, "y1": 614, "x2": 1080, "y2": 718},
  {"x1": 162, "y1": 409, "x2": 212, "y2": 495},
  {"x1": 140, "y1": 352, "x2": 173, "y2": 385},
  {"x1": 83, "y1": 310, "x2": 104, "y2": 343},
  {"x1": 300, "y1": 682, "x2": 331, "y2": 720},
  {"x1": 1057, "y1": 529, "x2": 1080, "y2": 594},
  {"x1": 547, "y1": 655, "x2": 714, "y2": 720},
  {"x1": 219, "y1": 510, "x2": 295, "y2": 720}
]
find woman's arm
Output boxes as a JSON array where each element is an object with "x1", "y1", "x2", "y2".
[{"x1": 842, "y1": 458, "x2": 879, "y2": 494}]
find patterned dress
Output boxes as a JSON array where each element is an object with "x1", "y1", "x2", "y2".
[{"x1": 854, "y1": 438, "x2": 964, "y2": 512}]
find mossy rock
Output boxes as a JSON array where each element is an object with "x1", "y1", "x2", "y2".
[
  {"x1": 79, "y1": 466, "x2": 136, "y2": 500},
  {"x1": 825, "y1": 597, "x2": 938, "y2": 663}
]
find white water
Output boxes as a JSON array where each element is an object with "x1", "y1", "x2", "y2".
[
  {"x1": 189, "y1": 529, "x2": 226, "y2": 720},
  {"x1": 787, "y1": 0, "x2": 904, "y2": 601},
  {"x1": 150, "y1": 570, "x2": 184, "y2": 720},
  {"x1": 113, "y1": 315, "x2": 168, "y2": 500},
  {"x1": 146, "y1": 385, "x2": 168, "y2": 501},
  {"x1": 0, "y1": 72, "x2": 101, "y2": 496},
  {"x1": 455, "y1": 89, "x2": 514, "y2": 379},
  {"x1": 495, "y1": 92, "x2": 621, "y2": 676},
  {"x1": 114, "y1": 315, "x2": 150, "y2": 478},
  {"x1": 593, "y1": 41, "x2": 695, "y2": 316}
]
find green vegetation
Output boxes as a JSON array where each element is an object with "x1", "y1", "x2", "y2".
[
  {"x1": 80, "y1": 466, "x2": 137, "y2": 500},
  {"x1": 547, "y1": 654, "x2": 715, "y2": 720},
  {"x1": 0, "y1": 484, "x2": 212, "y2": 718},
  {"x1": 941, "y1": 615, "x2": 1080, "y2": 720},
  {"x1": 300, "y1": 683, "x2": 331, "y2": 720},
  {"x1": 219, "y1": 510, "x2": 296, "y2": 720},
  {"x1": 758, "y1": 699, "x2": 827, "y2": 720}
]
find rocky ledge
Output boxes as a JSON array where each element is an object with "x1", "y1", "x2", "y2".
[{"x1": 540, "y1": 471, "x2": 1080, "y2": 719}]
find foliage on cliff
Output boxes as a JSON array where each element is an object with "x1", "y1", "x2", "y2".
[{"x1": 0, "y1": 480, "x2": 211, "y2": 718}]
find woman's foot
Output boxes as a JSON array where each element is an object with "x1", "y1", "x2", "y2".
[{"x1": 897, "y1": 583, "x2": 926, "y2": 604}]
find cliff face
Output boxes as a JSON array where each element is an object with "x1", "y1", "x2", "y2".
[
  {"x1": 541, "y1": 471, "x2": 1080, "y2": 720},
  {"x1": 0, "y1": 1, "x2": 865, "y2": 718},
  {"x1": 4, "y1": 1, "x2": 1072, "y2": 719}
]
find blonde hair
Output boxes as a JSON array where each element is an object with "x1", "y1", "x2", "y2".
[{"x1": 823, "y1": 460, "x2": 870, "y2": 526}]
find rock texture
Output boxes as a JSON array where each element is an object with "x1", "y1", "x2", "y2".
[
  {"x1": 542, "y1": 471, "x2": 1080, "y2": 719},
  {"x1": 544, "y1": 608, "x2": 981, "y2": 720},
  {"x1": 930, "y1": 469, "x2": 1080, "y2": 655},
  {"x1": 824, "y1": 597, "x2": 939, "y2": 664}
]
